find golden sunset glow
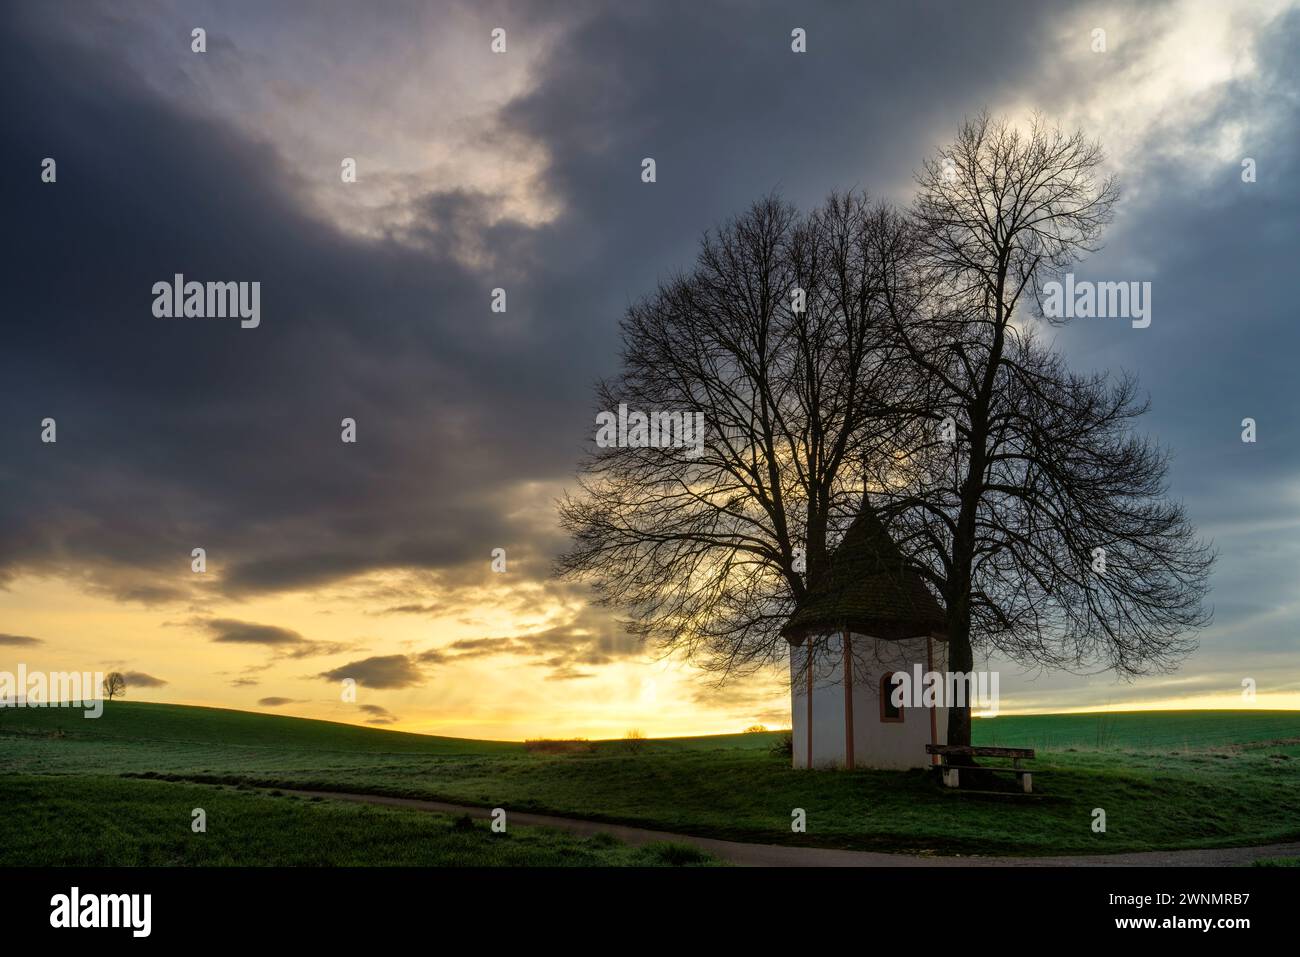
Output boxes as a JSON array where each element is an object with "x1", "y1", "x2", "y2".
[{"x1": 3, "y1": 0, "x2": 1298, "y2": 747}]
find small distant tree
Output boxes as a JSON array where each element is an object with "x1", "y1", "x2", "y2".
[
  {"x1": 743, "y1": 724, "x2": 769, "y2": 734},
  {"x1": 102, "y1": 672, "x2": 126, "y2": 702},
  {"x1": 623, "y1": 729, "x2": 646, "y2": 754}
]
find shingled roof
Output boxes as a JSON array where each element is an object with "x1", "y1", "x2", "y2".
[{"x1": 781, "y1": 503, "x2": 946, "y2": 644}]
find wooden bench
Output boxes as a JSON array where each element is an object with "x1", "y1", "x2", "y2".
[{"x1": 926, "y1": 745, "x2": 1038, "y2": 793}]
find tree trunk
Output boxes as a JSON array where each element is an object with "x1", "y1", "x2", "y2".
[{"x1": 945, "y1": 613, "x2": 975, "y2": 756}]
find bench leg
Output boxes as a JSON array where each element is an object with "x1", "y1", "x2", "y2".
[
  {"x1": 1021, "y1": 772, "x2": 1032, "y2": 794},
  {"x1": 943, "y1": 767, "x2": 960, "y2": 788}
]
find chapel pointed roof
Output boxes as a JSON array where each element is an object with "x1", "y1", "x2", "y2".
[{"x1": 781, "y1": 502, "x2": 946, "y2": 644}]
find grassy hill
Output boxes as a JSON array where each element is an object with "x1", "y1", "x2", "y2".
[
  {"x1": 4, "y1": 702, "x2": 1300, "y2": 863},
  {"x1": 8, "y1": 699, "x2": 1299, "y2": 754},
  {"x1": 0, "y1": 700, "x2": 522, "y2": 753},
  {"x1": 974, "y1": 710, "x2": 1300, "y2": 752}
]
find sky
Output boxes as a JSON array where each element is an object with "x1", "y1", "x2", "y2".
[{"x1": 2, "y1": 0, "x2": 1298, "y2": 739}]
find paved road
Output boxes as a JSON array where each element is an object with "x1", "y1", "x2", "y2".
[{"x1": 284, "y1": 788, "x2": 1300, "y2": 867}]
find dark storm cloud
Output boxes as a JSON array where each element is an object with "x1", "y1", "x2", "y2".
[
  {"x1": 121, "y1": 671, "x2": 168, "y2": 688},
  {"x1": 544, "y1": 666, "x2": 596, "y2": 682},
  {"x1": 309, "y1": 600, "x2": 638, "y2": 681},
  {"x1": 0, "y1": 0, "x2": 1060, "y2": 608},
  {"x1": 359, "y1": 703, "x2": 399, "y2": 724},
  {"x1": 498, "y1": 0, "x2": 1064, "y2": 300},
  {"x1": 444, "y1": 637, "x2": 518, "y2": 659},
  {"x1": 440, "y1": 603, "x2": 641, "y2": 678},
  {"x1": 197, "y1": 618, "x2": 349, "y2": 659},
  {"x1": 377, "y1": 604, "x2": 443, "y2": 616},
  {"x1": 0, "y1": 633, "x2": 43, "y2": 646},
  {"x1": 3, "y1": 0, "x2": 1297, "y2": 699},
  {"x1": 1042, "y1": 9, "x2": 1300, "y2": 663},
  {"x1": 0, "y1": 6, "x2": 574, "y2": 606},
  {"x1": 202, "y1": 619, "x2": 305, "y2": 646},
  {"x1": 317, "y1": 654, "x2": 428, "y2": 689}
]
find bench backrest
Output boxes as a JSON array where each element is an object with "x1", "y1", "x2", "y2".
[{"x1": 926, "y1": 744, "x2": 1035, "y2": 759}]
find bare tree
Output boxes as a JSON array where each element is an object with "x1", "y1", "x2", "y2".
[
  {"x1": 878, "y1": 113, "x2": 1213, "y2": 750},
  {"x1": 559, "y1": 116, "x2": 1211, "y2": 756},
  {"x1": 102, "y1": 672, "x2": 126, "y2": 702},
  {"x1": 557, "y1": 193, "x2": 926, "y2": 678}
]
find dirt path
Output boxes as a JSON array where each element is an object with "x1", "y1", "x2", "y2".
[{"x1": 284, "y1": 788, "x2": 1300, "y2": 867}]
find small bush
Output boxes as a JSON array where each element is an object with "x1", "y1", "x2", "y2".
[
  {"x1": 524, "y1": 738, "x2": 595, "y2": 754},
  {"x1": 770, "y1": 732, "x2": 793, "y2": 758},
  {"x1": 642, "y1": 842, "x2": 713, "y2": 866}
]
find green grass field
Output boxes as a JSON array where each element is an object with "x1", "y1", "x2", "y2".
[
  {"x1": 4, "y1": 702, "x2": 1299, "y2": 863},
  {"x1": 0, "y1": 774, "x2": 715, "y2": 866},
  {"x1": 974, "y1": 709, "x2": 1300, "y2": 751}
]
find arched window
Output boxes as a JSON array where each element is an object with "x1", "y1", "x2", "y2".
[{"x1": 880, "y1": 672, "x2": 904, "y2": 723}]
